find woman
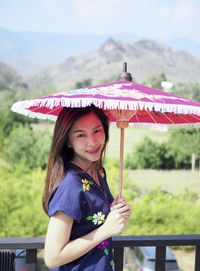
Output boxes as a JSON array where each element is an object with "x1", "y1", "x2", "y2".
[{"x1": 42, "y1": 104, "x2": 131, "y2": 271}]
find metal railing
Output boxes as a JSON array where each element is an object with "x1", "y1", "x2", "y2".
[{"x1": 1, "y1": 235, "x2": 200, "y2": 271}]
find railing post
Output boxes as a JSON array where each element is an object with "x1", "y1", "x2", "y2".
[
  {"x1": 155, "y1": 246, "x2": 166, "y2": 271},
  {"x1": 114, "y1": 247, "x2": 124, "y2": 271},
  {"x1": 26, "y1": 249, "x2": 37, "y2": 271},
  {"x1": 194, "y1": 245, "x2": 200, "y2": 271}
]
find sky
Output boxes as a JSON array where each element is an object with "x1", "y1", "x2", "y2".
[{"x1": 0, "y1": 0, "x2": 200, "y2": 42}]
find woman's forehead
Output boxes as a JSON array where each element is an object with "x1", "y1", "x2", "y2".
[{"x1": 71, "y1": 112, "x2": 102, "y2": 131}]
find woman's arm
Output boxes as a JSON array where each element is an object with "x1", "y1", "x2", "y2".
[{"x1": 44, "y1": 206, "x2": 126, "y2": 269}]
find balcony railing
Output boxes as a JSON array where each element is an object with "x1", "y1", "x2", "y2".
[{"x1": 1, "y1": 235, "x2": 200, "y2": 271}]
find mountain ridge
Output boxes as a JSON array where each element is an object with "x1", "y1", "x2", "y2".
[
  {"x1": 27, "y1": 38, "x2": 200, "y2": 90},
  {"x1": 0, "y1": 27, "x2": 200, "y2": 75}
]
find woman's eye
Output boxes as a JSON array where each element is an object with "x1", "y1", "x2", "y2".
[
  {"x1": 94, "y1": 129, "x2": 101, "y2": 134},
  {"x1": 77, "y1": 134, "x2": 85, "y2": 138}
]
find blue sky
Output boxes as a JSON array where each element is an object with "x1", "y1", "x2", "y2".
[{"x1": 0, "y1": 0, "x2": 200, "y2": 42}]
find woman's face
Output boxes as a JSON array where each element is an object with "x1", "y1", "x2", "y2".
[{"x1": 68, "y1": 112, "x2": 106, "y2": 167}]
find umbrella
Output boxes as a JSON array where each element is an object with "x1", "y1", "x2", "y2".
[{"x1": 11, "y1": 63, "x2": 200, "y2": 196}]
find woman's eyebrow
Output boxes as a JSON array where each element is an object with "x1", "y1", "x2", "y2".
[
  {"x1": 73, "y1": 125, "x2": 102, "y2": 133},
  {"x1": 92, "y1": 125, "x2": 103, "y2": 130},
  {"x1": 73, "y1": 129, "x2": 85, "y2": 133}
]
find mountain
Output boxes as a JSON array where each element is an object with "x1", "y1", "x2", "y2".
[
  {"x1": 28, "y1": 38, "x2": 200, "y2": 90},
  {"x1": 0, "y1": 28, "x2": 140, "y2": 75},
  {"x1": 0, "y1": 27, "x2": 200, "y2": 75},
  {"x1": 0, "y1": 61, "x2": 24, "y2": 90}
]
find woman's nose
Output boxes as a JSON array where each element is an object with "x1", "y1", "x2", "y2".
[{"x1": 87, "y1": 135, "x2": 97, "y2": 146}]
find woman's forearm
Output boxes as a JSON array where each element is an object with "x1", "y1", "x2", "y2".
[{"x1": 45, "y1": 225, "x2": 110, "y2": 268}]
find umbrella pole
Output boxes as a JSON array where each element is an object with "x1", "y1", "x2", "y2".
[{"x1": 118, "y1": 127, "x2": 124, "y2": 197}]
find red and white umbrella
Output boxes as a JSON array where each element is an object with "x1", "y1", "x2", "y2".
[{"x1": 11, "y1": 65, "x2": 200, "y2": 196}]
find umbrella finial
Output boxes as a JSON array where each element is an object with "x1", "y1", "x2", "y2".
[{"x1": 118, "y1": 62, "x2": 133, "y2": 82}]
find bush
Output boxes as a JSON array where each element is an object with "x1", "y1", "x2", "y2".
[
  {"x1": 124, "y1": 188, "x2": 200, "y2": 235},
  {"x1": 2, "y1": 125, "x2": 51, "y2": 169},
  {"x1": 125, "y1": 137, "x2": 171, "y2": 169},
  {"x1": 125, "y1": 129, "x2": 200, "y2": 170},
  {"x1": 0, "y1": 164, "x2": 48, "y2": 237},
  {"x1": 105, "y1": 158, "x2": 140, "y2": 201}
]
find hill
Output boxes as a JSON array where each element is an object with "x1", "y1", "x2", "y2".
[
  {"x1": 28, "y1": 38, "x2": 200, "y2": 90},
  {"x1": 0, "y1": 27, "x2": 200, "y2": 76},
  {"x1": 0, "y1": 61, "x2": 24, "y2": 91}
]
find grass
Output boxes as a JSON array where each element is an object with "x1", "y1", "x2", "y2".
[
  {"x1": 127, "y1": 169, "x2": 200, "y2": 195},
  {"x1": 106, "y1": 125, "x2": 169, "y2": 157}
]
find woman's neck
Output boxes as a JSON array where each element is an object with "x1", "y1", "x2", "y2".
[
  {"x1": 71, "y1": 158, "x2": 100, "y2": 186},
  {"x1": 71, "y1": 157, "x2": 93, "y2": 172}
]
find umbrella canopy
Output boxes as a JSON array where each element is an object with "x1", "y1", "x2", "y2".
[
  {"x1": 11, "y1": 71, "x2": 200, "y2": 196},
  {"x1": 11, "y1": 80, "x2": 200, "y2": 126}
]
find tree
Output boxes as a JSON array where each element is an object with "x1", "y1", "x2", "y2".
[
  {"x1": 173, "y1": 82, "x2": 200, "y2": 102},
  {"x1": 0, "y1": 165, "x2": 48, "y2": 237},
  {"x1": 144, "y1": 73, "x2": 167, "y2": 89},
  {"x1": 2, "y1": 125, "x2": 51, "y2": 169},
  {"x1": 166, "y1": 129, "x2": 200, "y2": 169},
  {"x1": 75, "y1": 79, "x2": 92, "y2": 89},
  {"x1": 129, "y1": 137, "x2": 164, "y2": 169}
]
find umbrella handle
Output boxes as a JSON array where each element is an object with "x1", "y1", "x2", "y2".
[{"x1": 118, "y1": 127, "x2": 124, "y2": 197}]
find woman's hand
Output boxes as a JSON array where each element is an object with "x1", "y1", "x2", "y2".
[
  {"x1": 102, "y1": 197, "x2": 131, "y2": 236},
  {"x1": 111, "y1": 197, "x2": 131, "y2": 221}
]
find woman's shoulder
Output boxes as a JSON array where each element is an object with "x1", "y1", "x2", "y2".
[{"x1": 59, "y1": 167, "x2": 83, "y2": 189}]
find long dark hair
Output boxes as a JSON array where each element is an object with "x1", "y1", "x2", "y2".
[{"x1": 42, "y1": 104, "x2": 109, "y2": 213}]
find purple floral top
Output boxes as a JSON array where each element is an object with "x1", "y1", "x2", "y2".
[{"x1": 48, "y1": 164, "x2": 114, "y2": 271}]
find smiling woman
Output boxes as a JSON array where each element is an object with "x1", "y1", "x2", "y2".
[{"x1": 42, "y1": 104, "x2": 131, "y2": 271}]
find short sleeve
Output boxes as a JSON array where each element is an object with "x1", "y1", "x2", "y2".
[{"x1": 48, "y1": 173, "x2": 84, "y2": 222}]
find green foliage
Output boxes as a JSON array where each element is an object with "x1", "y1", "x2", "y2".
[
  {"x1": 1, "y1": 158, "x2": 200, "y2": 238},
  {"x1": 124, "y1": 188, "x2": 200, "y2": 235},
  {"x1": 0, "y1": 164, "x2": 48, "y2": 237},
  {"x1": 125, "y1": 137, "x2": 174, "y2": 170},
  {"x1": 105, "y1": 158, "x2": 140, "y2": 202},
  {"x1": 0, "y1": 110, "x2": 34, "y2": 138},
  {"x1": 75, "y1": 79, "x2": 92, "y2": 89},
  {"x1": 126, "y1": 137, "x2": 163, "y2": 169},
  {"x1": 173, "y1": 81, "x2": 200, "y2": 102},
  {"x1": 144, "y1": 73, "x2": 167, "y2": 89},
  {"x1": 125, "y1": 129, "x2": 200, "y2": 170},
  {"x1": 99, "y1": 74, "x2": 119, "y2": 84},
  {"x1": 166, "y1": 129, "x2": 200, "y2": 169},
  {"x1": 0, "y1": 62, "x2": 24, "y2": 92},
  {"x1": 2, "y1": 125, "x2": 51, "y2": 169}
]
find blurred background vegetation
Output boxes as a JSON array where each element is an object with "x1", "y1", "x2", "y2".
[{"x1": 0, "y1": 72, "x2": 200, "y2": 238}]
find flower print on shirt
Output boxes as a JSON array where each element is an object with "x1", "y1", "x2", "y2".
[
  {"x1": 98, "y1": 239, "x2": 109, "y2": 255},
  {"x1": 86, "y1": 211, "x2": 105, "y2": 225},
  {"x1": 98, "y1": 240, "x2": 115, "y2": 270},
  {"x1": 82, "y1": 178, "x2": 94, "y2": 191}
]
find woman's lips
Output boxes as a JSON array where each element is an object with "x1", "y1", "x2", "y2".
[{"x1": 86, "y1": 147, "x2": 101, "y2": 155}]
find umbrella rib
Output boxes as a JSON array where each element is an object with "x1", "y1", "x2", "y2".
[
  {"x1": 189, "y1": 114, "x2": 200, "y2": 121},
  {"x1": 135, "y1": 113, "x2": 139, "y2": 123},
  {"x1": 162, "y1": 113, "x2": 175, "y2": 124},
  {"x1": 146, "y1": 110, "x2": 157, "y2": 123},
  {"x1": 177, "y1": 113, "x2": 200, "y2": 123}
]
